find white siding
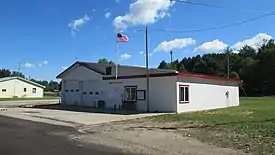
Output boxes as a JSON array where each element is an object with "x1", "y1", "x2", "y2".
[
  {"x1": 0, "y1": 79, "x2": 43, "y2": 98},
  {"x1": 105, "y1": 76, "x2": 177, "y2": 112},
  {"x1": 61, "y1": 66, "x2": 103, "y2": 105},
  {"x1": 177, "y1": 82, "x2": 239, "y2": 113},
  {"x1": 62, "y1": 66, "x2": 102, "y2": 81}
]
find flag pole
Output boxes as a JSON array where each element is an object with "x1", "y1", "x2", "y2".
[{"x1": 116, "y1": 41, "x2": 118, "y2": 80}]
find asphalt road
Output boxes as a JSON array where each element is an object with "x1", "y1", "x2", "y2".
[
  {"x1": 0, "y1": 99, "x2": 59, "y2": 108},
  {"x1": 0, "y1": 116, "x2": 137, "y2": 155}
]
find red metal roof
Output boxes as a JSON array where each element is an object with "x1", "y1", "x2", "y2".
[{"x1": 178, "y1": 73, "x2": 241, "y2": 83}]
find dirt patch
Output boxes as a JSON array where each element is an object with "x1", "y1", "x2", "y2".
[{"x1": 73, "y1": 121, "x2": 246, "y2": 155}]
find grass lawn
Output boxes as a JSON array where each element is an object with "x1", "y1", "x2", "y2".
[
  {"x1": 152, "y1": 97, "x2": 275, "y2": 155},
  {"x1": 0, "y1": 96, "x2": 60, "y2": 101}
]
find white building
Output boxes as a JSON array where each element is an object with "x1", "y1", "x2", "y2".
[
  {"x1": 0, "y1": 77, "x2": 45, "y2": 98},
  {"x1": 57, "y1": 61, "x2": 240, "y2": 113}
]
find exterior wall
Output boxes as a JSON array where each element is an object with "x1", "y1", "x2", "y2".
[
  {"x1": 62, "y1": 65, "x2": 102, "y2": 81},
  {"x1": 176, "y1": 82, "x2": 239, "y2": 113},
  {"x1": 61, "y1": 66, "x2": 103, "y2": 105},
  {"x1": 0, "y1": 79, "x2": 44, "y2": 98},
  {"x1": 104, "y1": 76, "x2": 177, "y2": 112}
]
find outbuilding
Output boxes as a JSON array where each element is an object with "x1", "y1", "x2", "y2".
[
  {"x1": 0, "y1": 77, "x2": 45, "y2": 98},
  {"x1": 57, "y1": 61, "x2": 240, "y2": 113}
]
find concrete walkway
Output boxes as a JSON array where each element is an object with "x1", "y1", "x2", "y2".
[{"x1": 0, "y1": 108, "x2": 164, "y2": 126}]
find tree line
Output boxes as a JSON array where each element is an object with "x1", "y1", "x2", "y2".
[
  {"x1": 0, "y1": 69, "x2": 60, "y2": 92},
  {"x1": 158, "y1": 39, "x2": 275, "y2": 96}
]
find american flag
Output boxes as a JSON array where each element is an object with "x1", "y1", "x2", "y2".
[{"x1": 117, "y1": 33, "x2": 129, "y2": 42}]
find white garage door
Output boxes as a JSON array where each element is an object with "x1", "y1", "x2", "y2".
[
  {"x1": 63, "y1": 80, "x2": 82, "y2": 105},
  {"x1": 82, "y1": 81, "x2": 105, "y2": 107}
]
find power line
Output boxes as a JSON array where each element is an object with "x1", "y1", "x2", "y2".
[
  {"x1": 148, "y1": 12, "x2": 274, "y2": 33},
  {"x1": 169, "y1": 0, "x2": 273, "y2": 14}
]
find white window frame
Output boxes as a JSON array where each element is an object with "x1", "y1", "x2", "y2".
[
  {"x1": 124, "y1": 86, "x2": 137, "y2": 102},
  {"x1": 179, "y1": 85, "x2": 189, "y2": 103}
]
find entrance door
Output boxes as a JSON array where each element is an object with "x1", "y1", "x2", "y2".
[{"x1": 107, "y1": 83, "x2": 124, "y2": 109}]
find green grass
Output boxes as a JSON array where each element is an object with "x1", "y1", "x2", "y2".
[{"x1": 153, "y1": 97, "x2": 275, "y2": 155}]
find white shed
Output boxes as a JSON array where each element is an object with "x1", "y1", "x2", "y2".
[
  {"x1": 0, "y1": 77, "x2": 45, "y2": 98},
  {"x1": 57, "y1": 61, "x2": 240, "y2": 113}
]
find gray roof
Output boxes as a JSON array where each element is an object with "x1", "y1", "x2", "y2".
[
  {"x1": 57, "y1": 61, "x2": 177, "y2": 78},
  {"x1": 0, "y1": 77, "x2": 46, "y2": 88}
]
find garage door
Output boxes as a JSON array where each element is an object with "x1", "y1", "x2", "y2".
[
  {"x1": 82, "y1": 81, "x2": 105, "y2": 107},
  {"x1": 63, "y1": 80, "x2": 82, "y2": 105}
]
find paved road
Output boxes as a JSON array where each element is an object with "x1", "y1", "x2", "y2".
[
  {"x1": 0, "y1": 116, "x2": 137, "y2": 155},
  {"x1": 0, "y1": 99, "x2": 59, "y2": 108}
]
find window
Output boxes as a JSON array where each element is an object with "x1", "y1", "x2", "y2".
[
  {"x1": 71, "y1": 89, "x2": 74, "y2": 92},
  {"x1": 137, "y1": 90, "x2": 146, "y2": 100},
  {"x1": 95, "y1": 92, "x2": 99, "y2": 95},
  {"x1": 24, "y1": 88, "x2": 27, "y2": 92},
  {"x1": 32, "y1": 88, "x2": 37, "y2": 93},
  {"x1": 2, "y1": 89, "x2": 7, "y2": 92},
  {"x1": 179, "y1": 85, "x2": 189, "y2": 103},
  {"x1": 106, "y1": 67, "x2": 112, "y2": 75},
  {"x1": 89, "y1": 92, "x2": 93, "y2": 95},
  {"x1": 124, "y1": 86, "x2": 137, "y2": 102},
  {"x1": 76, "y1": 89, "x2": 79, "y2": 92}
]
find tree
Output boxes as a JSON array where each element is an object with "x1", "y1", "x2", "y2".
[
  {"x1": 0, "y1": 69, "x2": 11, "y2": 78},
  {"x1": 97, "y1": 58, "x2": 115, "y2": 65},
  {"x1": 11, "y1": 71, "x2": 25, "y2": 78},
  {"x1": 156, "y1": 39, "x2": 275, "y2": 96},
  {"x1": 158, "y1": 60, "x2": 169, "y2": 69}
]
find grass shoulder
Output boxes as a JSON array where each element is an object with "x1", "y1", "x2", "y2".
[{"x1": 152, "y1": 97, "x2": 275, "y2": 155}]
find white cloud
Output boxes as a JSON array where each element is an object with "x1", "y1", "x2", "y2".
[
  {"x1": 92, "y1": 9, "x2": 96, "y2": 12},
  {"x1": 232, "y1": 33, "x2": 273, "y2": 50},
  {"x1": 113, "y1": 0, "x2": 175, "y2": 30},
  {"x1": 194, "y1": 40, "x2": 228, "y2": 53},
  {"x1": 120, "y1": 53, "x2": 132, "y2": 60},
  {"x1": 105, "y1": 12, "x2": 111, "y2": 18},
  {"x1": 43, "y1": 61, "x2": 48, "y2": 65},
  {"x1": 139, "y1": 51, "x2": 144, "y2": 54},
  {"x1": 22, "y1": 63, "x2": 34, "y2": 68},
  {"x1": 68, "y1": 14, "x2": 90, "y2": 36},
  {"x1": 115, "y1": 0, "x2": 120, "y2": 3},
  {"x1": 154, "y1": 38, "x2": 196, "y2": 52},
  {"x1": 38, "y1": 61, "x2": 48, "y2": 67}
]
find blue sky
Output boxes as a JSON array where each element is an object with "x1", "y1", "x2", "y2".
[{"x1": 1, "y1": 0, "x2": 274, "y2": 81}]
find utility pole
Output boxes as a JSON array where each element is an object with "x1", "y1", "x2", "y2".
[
  {"x1": 227, "y1": 50, "x2": 230, "y2": 78},
  {"x1": 145, "y1": 26, "x2": 150, "y2": 112},
  {"x1": 170, "y1": 51, "x2": 173, "y2": 63}
]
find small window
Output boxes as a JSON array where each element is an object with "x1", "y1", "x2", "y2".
[
  {"x1": 106, "y1": 67, "x2": 112, "y2": 75},
  {"x1": 71, "y1": 89, "x2": 74, "y2": 92},
  {"x1": 24, "y1": 88, "x2": 27, "y2": 92},
  {"x1": 179, "y1": 85, "x2": 189, "y2": 103},
  {"x1": 76, "y1": 89, "x2": 79, "y2": 92},
  {"x1": 95, "y1": 92, "x2": 99, "y2": 95},
  {"x1": 32, "y1": 88, "x2": 37, "y2": 93},
  {"x1": 65, "y1": 90, "x2": 69, "y2": 92},
  {"x1": 83, "y1": 92, "x2": 87, "y2": 95},
  {"x1": 124, "y1": 86, "x2": 137, "y2": 102},
  {"x1": 2, "y1": 89, "x2": 7, "y2": 92},
  {"x1": 89, "y1": 92, "x2": 93, "y2": 95}
]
